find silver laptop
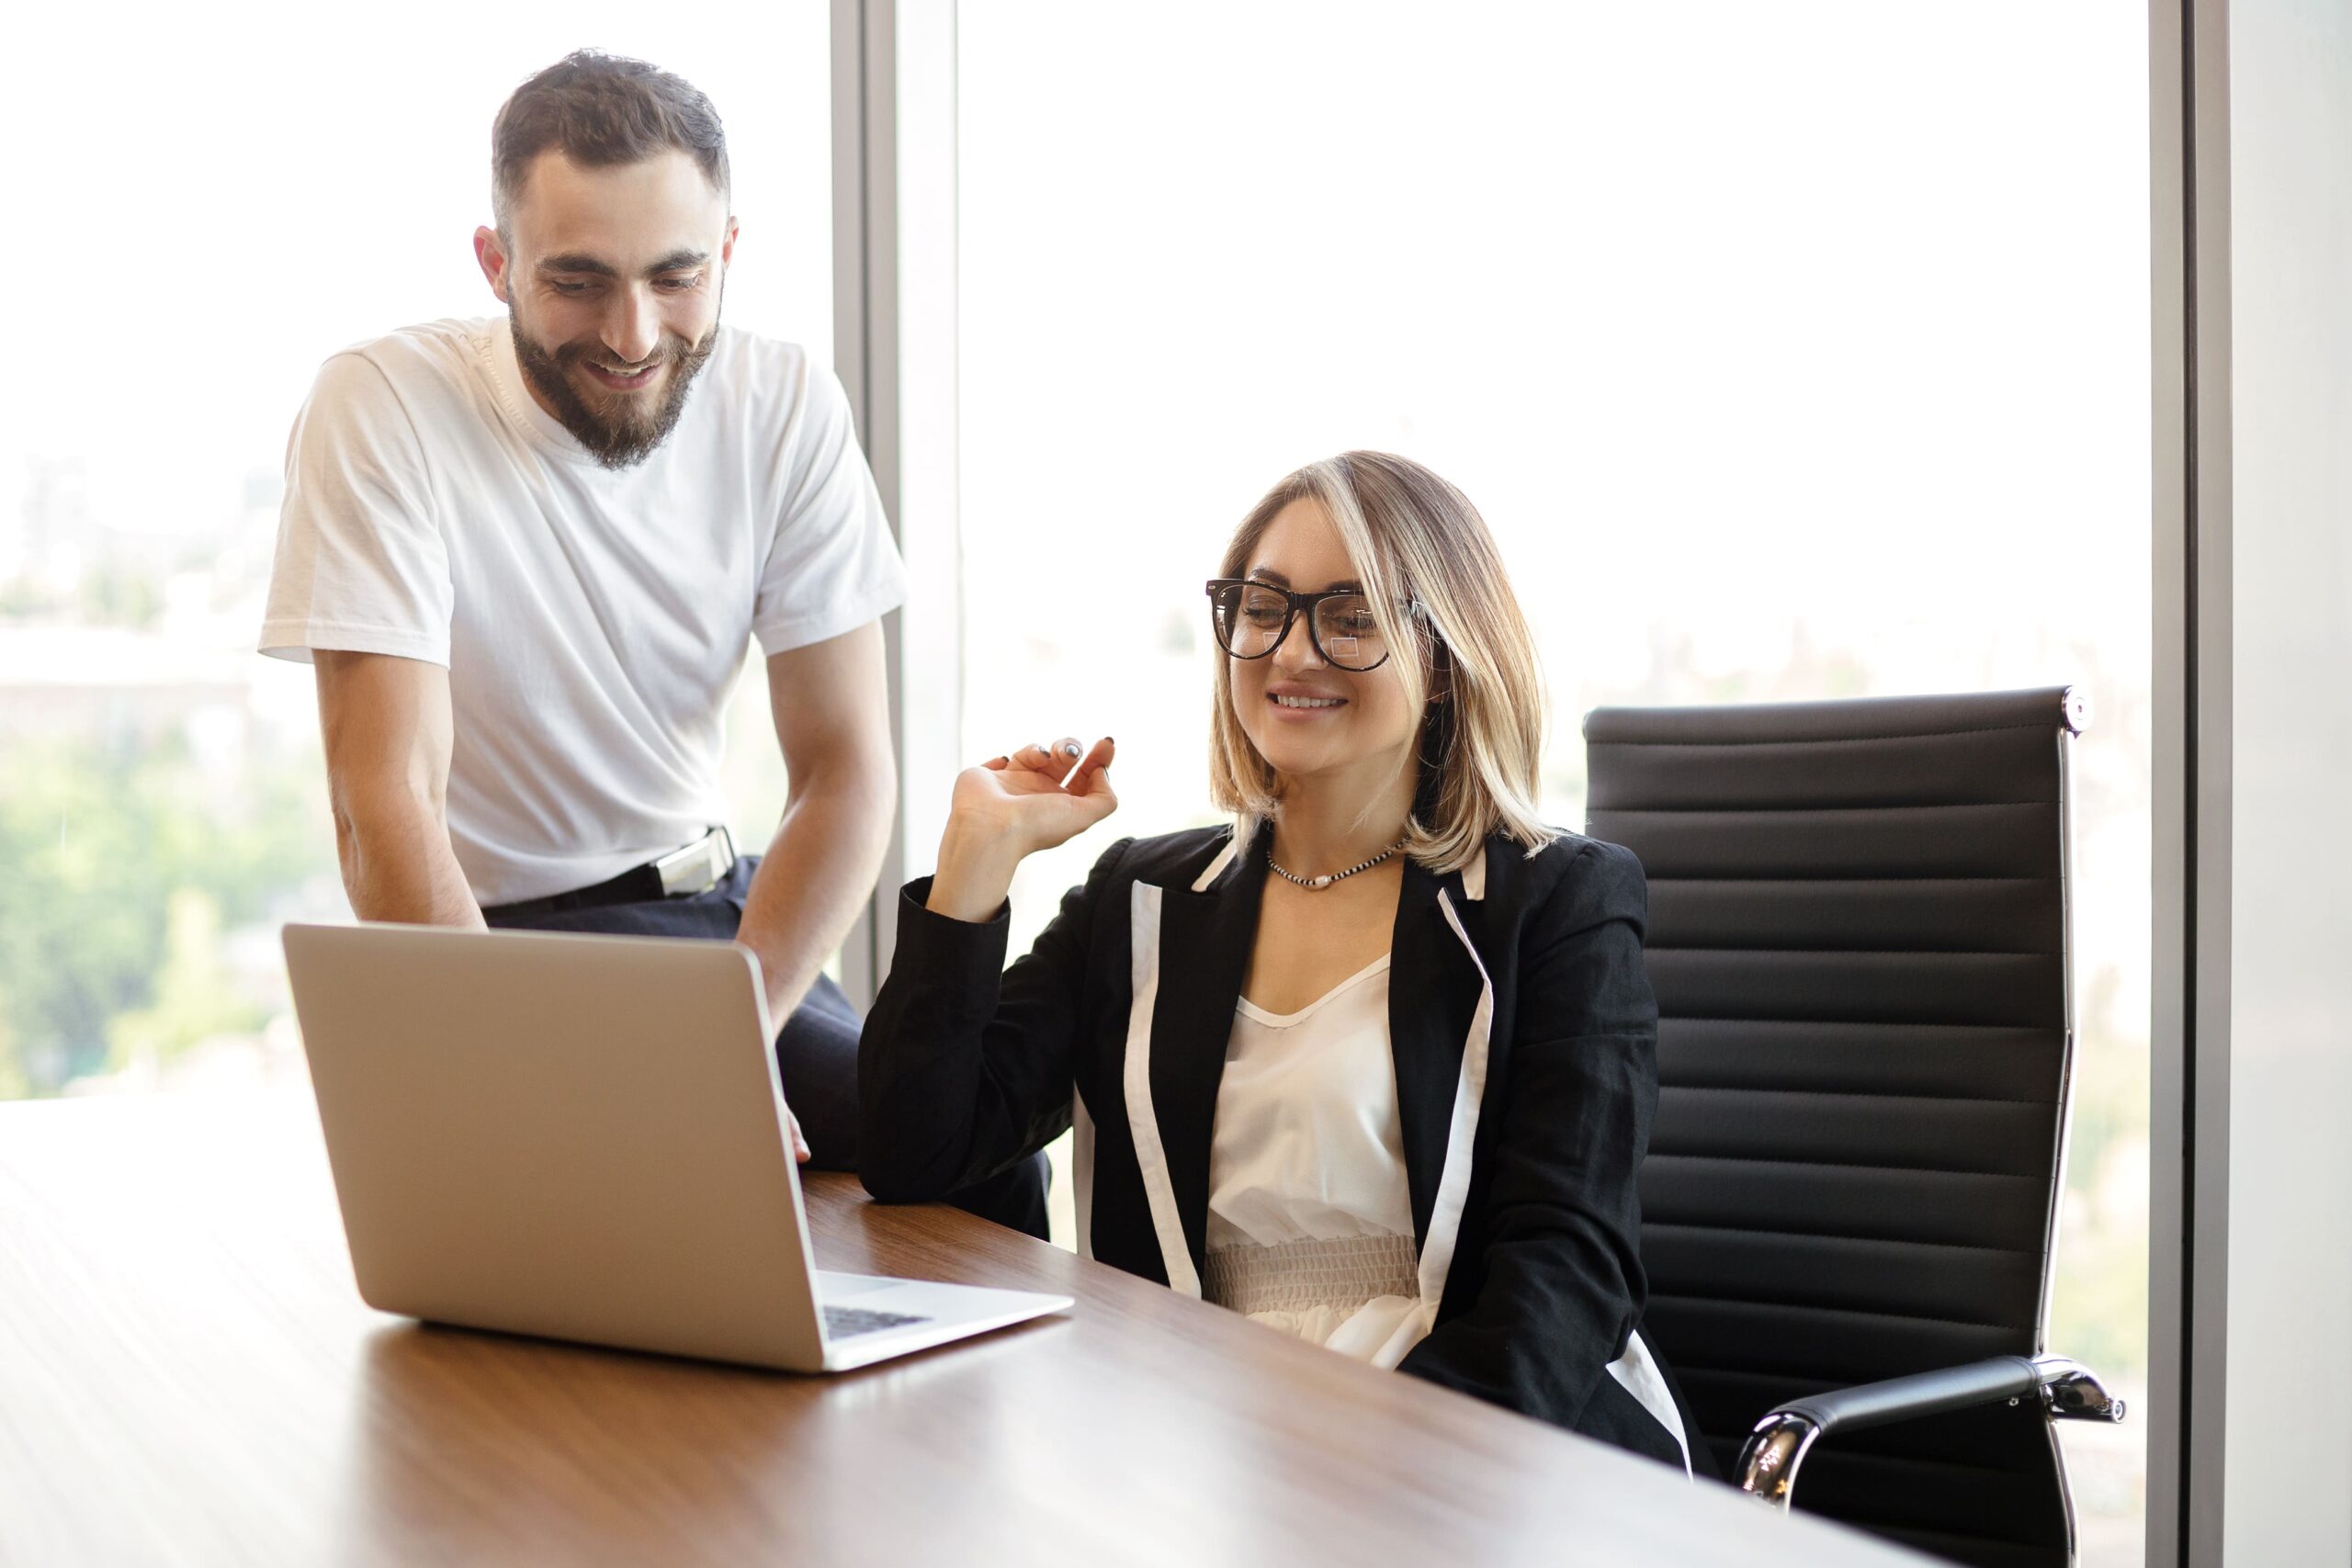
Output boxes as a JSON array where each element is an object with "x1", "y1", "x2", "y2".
[{"x1": 281, "y1": 921, "x2": 1070, "y2": 1371}]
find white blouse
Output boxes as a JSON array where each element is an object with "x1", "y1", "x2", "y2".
[
  {"x1": 1202, "y1": 950, "x2": 1693, "y2": 1476},
  {"x1": 1203, "y1": 955, "x2": 1436, "y2": 1368}
]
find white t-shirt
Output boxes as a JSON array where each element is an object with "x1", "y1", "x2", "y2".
[{"x1": 260, "y1": 316, "x2": 908, "y2": 907}]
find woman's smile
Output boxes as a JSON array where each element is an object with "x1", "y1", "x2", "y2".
[{"x1": 1266, "y1": 681, "x2": 1350, "y2": 718}]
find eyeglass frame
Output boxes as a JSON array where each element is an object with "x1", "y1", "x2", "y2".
[{"x1": 1203, "y1": 577, "x2": 1415, "y2": 673}]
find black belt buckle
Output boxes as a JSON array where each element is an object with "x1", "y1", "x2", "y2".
[{"x1": 653, "y1": 826, "x2": 736, "y2": 898}]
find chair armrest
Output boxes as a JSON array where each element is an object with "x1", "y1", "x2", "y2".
[{"x1": 1734, "y1": 1352, "x2": 2126, "y2": 1509}]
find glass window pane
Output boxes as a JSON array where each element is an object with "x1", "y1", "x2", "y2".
[
  {"x1": 959, "y1": 4, "x2": 2147, "y2": 1554},
  {"x1": 0, "y1": 7, "x2": 834, "y2": 1095}
]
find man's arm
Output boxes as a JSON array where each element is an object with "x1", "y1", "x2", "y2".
[
  {"x1": 732, "y1": 619, "x2": 897, "y2": 1023},
  {"x1": 314, "y1": 649, "x2": 485, "y2": 928}
]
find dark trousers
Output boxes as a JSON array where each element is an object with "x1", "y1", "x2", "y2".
[{"x1": 484, "y1": 854, "x2": 1049, "y2": 1238}]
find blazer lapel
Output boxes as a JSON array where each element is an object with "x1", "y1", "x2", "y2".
[
  {"x1": 1389, "y1": 850, "x2": 1491, "y2": 1250},
  {"x1": 1145, "y1": 829, "x2": 1269, "y2": 1278}
]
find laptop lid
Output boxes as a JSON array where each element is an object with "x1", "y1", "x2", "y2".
[{"x1": 282, "y1": 922, "x2": 828, "y2": 1370}]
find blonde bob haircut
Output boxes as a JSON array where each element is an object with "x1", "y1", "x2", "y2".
[{"x1": 1206, "y1": 451, "x2": 1554, "y2": 874}]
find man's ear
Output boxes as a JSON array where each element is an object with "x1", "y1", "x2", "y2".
[
  {"x1": 721, "y1": 216, "x2": 741, "y2": 271},
  {"x1": 474, "y1": 226, "x2": 512, "y2": 304}
]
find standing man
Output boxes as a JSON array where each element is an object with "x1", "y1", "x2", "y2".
[{"x1": 260, "y1": 51, "x2": 1044, "y2": 1234}]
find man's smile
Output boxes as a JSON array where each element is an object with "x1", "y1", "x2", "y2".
[{"x1": 582, "y1": 359, "x2": 662, "y2": 391}]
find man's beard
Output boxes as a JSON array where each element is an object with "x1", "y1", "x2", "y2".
[{"x1": 510, "y1": 310, "x2": 720, "y2": 470}]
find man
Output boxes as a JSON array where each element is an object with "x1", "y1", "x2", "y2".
[{"x1": 260, "y1": 50, "x2": 1044, "y2": 1234}]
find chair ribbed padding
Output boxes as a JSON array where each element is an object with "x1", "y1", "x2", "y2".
[{"x1": 1585, "y1": 688, "x2": 2085, "y2": 1568}]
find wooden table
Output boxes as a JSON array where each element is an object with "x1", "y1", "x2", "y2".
[{"x1": 0, "y1": 1089, "x2": 1923, "y2": 1566}]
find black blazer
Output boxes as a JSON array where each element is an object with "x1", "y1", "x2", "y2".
[{"x1": 859, "y1": 820, "x2": 1703, "y2": 1472}]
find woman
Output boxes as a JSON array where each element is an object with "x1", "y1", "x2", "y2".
[{"x1": 859, "y1": 452, "x2": 1702, "y2": 1473}]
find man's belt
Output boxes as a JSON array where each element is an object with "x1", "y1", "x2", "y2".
[{"x1": 483, "y1": 826, "x2": 738, "y2": 920}]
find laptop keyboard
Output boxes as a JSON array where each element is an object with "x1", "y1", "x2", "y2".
[{"x1": 823, "y1": 1303, "x2": 933, "y2": 1339}]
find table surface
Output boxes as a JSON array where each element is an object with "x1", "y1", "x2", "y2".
[{"x1": 0, "y1": 1089, "x2": 1925, "y2": 1567}]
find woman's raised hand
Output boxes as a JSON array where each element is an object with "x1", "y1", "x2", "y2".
[
  {"x1": 926, "y1": 736, "x2": 1117, "y2": 923},
  {"x1": 960, "y1": 737, "x2": 1119, "y2": 848}
]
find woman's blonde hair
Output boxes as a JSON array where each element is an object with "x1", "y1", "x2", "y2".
[{"x1": 1206, "y1": 451, "x2": 1553, "y2": 873}]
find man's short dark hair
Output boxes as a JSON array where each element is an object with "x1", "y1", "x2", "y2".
[{"x1": 492, "y1": 51, "x2": 730, "y2": 233}]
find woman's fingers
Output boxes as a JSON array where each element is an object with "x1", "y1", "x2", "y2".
[
  {"x1": 1005, "y1": 737, "x2": 1091, "y2": 778},
  {"x1": 1067, "y1": 736, "x2": 1115, "y2": 793},
  {"x1": 952, "y1": 733, "x2": 1118, "y2": 852}
]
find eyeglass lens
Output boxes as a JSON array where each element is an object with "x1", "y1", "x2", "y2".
[{"x1": 1210, "y1": 583, "x2": 1389, "y2": 671}]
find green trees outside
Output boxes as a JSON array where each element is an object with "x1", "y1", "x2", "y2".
[{"x1": 0, "y1": 737, "x2": 330, "y2": 1096}]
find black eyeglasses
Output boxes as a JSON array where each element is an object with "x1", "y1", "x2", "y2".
[{"x1": 1204, "y1": 578, "x2": 1403, "y2": 673}]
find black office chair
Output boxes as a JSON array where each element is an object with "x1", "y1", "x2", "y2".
[{"x1": 1583, "y1": 687, "x2": 2125, "y2": 1567}]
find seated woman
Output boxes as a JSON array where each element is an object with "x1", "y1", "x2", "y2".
[{"x1": 859, "y1": 451, "x2": 1703, "y2": 1473}]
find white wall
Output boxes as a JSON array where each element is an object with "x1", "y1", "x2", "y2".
[{"x1": 2222, "y1": 0, "x2": 2352, "y2": 1560}]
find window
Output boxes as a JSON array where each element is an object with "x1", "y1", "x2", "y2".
[
  {"x1": 957, "y1": 5, "x2": 2149, "y2": 1555},
  {"x1": 0, "y1": 8, "x2": 834, "y2": 1095}
]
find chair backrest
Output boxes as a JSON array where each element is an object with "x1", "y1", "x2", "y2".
[{"x1": 1584, "y1": 687, "x2": 2086, "y2": 1568}]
